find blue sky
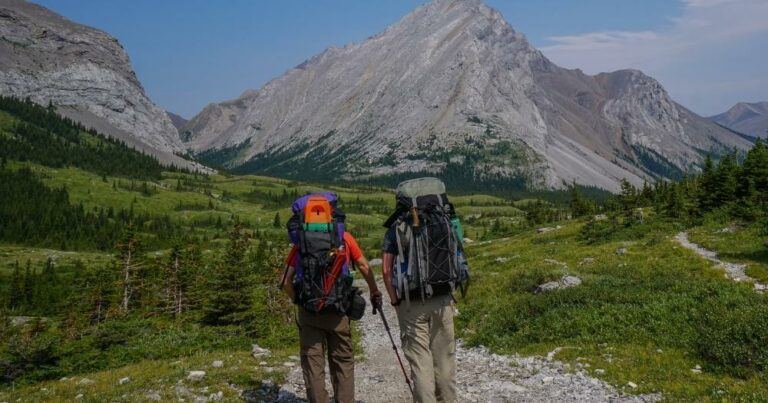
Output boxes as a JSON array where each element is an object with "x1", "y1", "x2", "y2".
[{"x1": 34, "y1": 0, "x2": 768, "y2": 118}]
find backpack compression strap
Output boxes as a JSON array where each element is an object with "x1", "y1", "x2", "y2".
[{"x1": 315, "y1": 246, "x2": 348, "y2": 311}]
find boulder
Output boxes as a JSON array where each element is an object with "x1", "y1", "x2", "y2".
[
  {"x1": 187, "y1": 371, "x2": 206, "y2": 382},
  {"x1": 77, "y1": 378, "x2": 94, "y2": 386},
  {"x1": 535, "y1": 276, "x2": 582, "y2": 294},
  {"x1": 368, "y1": 258, "x2": 383, "y2": 267},
  {"x1": 251, "y1": 344, "x2": 270, "y2": 359}
]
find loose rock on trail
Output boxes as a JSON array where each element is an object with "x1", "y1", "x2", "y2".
[
  {"x1": 268, "y1": 283, "x2": 659, "y2": 402},
  {"x1": 675, "y1": 231, "x2": 766, "y2": 292}
]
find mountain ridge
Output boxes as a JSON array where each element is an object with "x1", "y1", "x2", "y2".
[
  {"x1": 710, "y1": 101, "x2": 768, "y2": 139},
  {"x1": 182, "y1": 0, "x2": 749, "y2": 191},
  {"x1": 0, "y1": 0, "x2": 200, "y2": 170}
]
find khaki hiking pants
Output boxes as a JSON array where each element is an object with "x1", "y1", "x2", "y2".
[
  {"x1": 396, "y1": 294, "x2": 457, "y2": 403},
  {"x1": 297, "y1": 308, "x2": 354, "y2": 403}
]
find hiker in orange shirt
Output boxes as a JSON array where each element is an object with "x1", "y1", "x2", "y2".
[{"x1": 280, "y1": 192, "x2": 382, "y2": 403}]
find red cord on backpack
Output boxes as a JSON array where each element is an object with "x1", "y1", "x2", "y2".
[{"x1": 315, "y1": 247, "x2": 347, "y2": 311}]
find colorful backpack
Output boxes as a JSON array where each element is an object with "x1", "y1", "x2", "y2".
[
  {"x1": 384, "y1": 178, "x2": 470, "y2": 305},
  {"x1": 286, "y1": 192, "x2": 353, "y2": 313}
]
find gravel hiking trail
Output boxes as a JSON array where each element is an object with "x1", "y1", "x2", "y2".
[
  {"x1": 271, "y1": 283, "x2": 660, "y2": 402},
  {"x1": 675, "y1": 231, "x2": 767, "y2": 292}
]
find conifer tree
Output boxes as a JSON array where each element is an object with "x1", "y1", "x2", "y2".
[
  {"x1": 8, "y1": 260, "x2": 22, "y2": 310},
  {"x1": 163, "y1": 240, "x2": 198, "y2": 317},
  {"x1": 202, "y1": 221, "x2": 253, "y2": 325},
  {"x1": 115, "y1": 224, "x2": 141, "y2": 314},
  {"x1": 713, "y1": 152, "x2": 738, "y2": 206},
  {"x1": 569, "y1": 181, "x2": 595, "y2": 218},
  {"x1": 22, "y1": 260, "x2": 35, "y2": 308}
]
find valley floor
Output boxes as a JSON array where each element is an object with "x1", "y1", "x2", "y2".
[
  {"x1": 2, "y1": 217, "x2": 767, "y2": 402},
  {"x1": 274, "y1": 281, "x2": 659, "y2": 403}
]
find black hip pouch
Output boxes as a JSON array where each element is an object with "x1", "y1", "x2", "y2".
[{"x1": 347, "y1": 287, "x2": 366, "y2": 321}]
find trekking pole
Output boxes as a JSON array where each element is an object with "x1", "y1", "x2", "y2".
[{"x1": 375, "y1": 303, "x2": 413, "y2": 396}]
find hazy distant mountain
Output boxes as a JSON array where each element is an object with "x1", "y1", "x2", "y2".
[
  {"x1": 166, "y1": 111, "x2": 188, "y2": 132},
  {"x1": 0, "y1": 0, "x2": 198, "y2": 169},
  {"x1": 711, "y1": 102, "x2": 768, "y2": 139},
  {"x1": 182, "y1": 0, "x2": 749, "y2": 191}
]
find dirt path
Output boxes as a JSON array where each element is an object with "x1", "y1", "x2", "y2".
[
  {"x1": 272, "y1": 283, "x2": 659, "y2": 402},
  {"x1": 675, "y1": 231, "x2": 767, "y2": 292}
]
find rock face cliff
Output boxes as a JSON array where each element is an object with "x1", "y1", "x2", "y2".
[
  {"x1": 711, "y1": 102, "x2": 768, "y2": 139},
  {"x1": 0, "y1": 0, "x2": 195, "y2": 169},
  {"x1": 182, "y1": 0, "x2": 750, "y2": 190}
]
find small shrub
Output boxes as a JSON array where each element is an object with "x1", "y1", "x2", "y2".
[
  {"x1": 696, "y1": 295, "x2": 768, "y2": 376},
  {"x1": 578, "y1": 217, "x2": 618, "y2": 244},
  {"x1": 1, "y1": 320, "x2": 62, "y2": 383}
]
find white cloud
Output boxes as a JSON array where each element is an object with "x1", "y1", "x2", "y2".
[
  {"x1": 539, "y1": 0, "x2": 768, "y2": 114},
  {"x1": 540, "y1": 0, "x2": 768, "y2": 71}
]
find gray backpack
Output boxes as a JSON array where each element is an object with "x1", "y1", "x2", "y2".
[{"x1": 385, "y1": 178, "x2": 470, "y2": 304}]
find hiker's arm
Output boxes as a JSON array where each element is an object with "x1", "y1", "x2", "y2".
[
  {"x1": 355, "y1": 256, "x2": 380, "y2": 295},
  {"x1": 281, "y1": 266, "x2": 295, "y2": 300},
  {"x1": 382, "y1": 252, "x2": 398, "y2": 304}
]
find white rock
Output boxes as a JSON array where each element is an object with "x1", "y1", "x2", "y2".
[
  {"x1": 75, "y1": 394, "x2": 84, "y2": 400},
  {"x1": 368, "y1": 258, "x2": 383, "y2": 266},
  {"x1": 251, "y1": 344, "x2": 270, "y2": 358},
  {"x1": 77, "y1": 378, "x2": 94, "y2": 386},
  {"x1": 627, "y1": 381, "x2": 638, "y2": 388},
  {"x1": 118, "y1": 377, "x2": 130, "y2": 385},
  {"x1": 209, "y1": 391, "x2": 223, "y2": 401},
  {"x1": 212, "y1": 360, "x2": 224, "y2": 368},
  {"x1": 535, "y1": 276, "x2": 582, "y2": 293},
  {"x1": 187, "y1": 371, "x2": 206, "y2": 381}
]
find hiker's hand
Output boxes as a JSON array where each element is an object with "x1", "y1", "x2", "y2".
[{"x1": 371, "y1": 289, "x2": 383, "y2": 314}]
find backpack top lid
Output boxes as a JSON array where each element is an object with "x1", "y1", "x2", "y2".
[
  {"x1": 291, "y1": 192, "x2": 338, "y2": 216},
  {"x1": 304, "y1": 196, "x2": 332, "y2": 224},
  {"x1": 395, "y1": 177, "x2": 445, "y2": 199}
]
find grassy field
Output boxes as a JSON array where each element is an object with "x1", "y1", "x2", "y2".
[
  {"x1": 2, "y1": 161, "x2": 525, "y2": 258},
  {"x1": 0, "y1": 347, "x2": 295, "y2": 402},
  {"x1": 457, "y1": 218, "x2": 768, "y2": 400},
  {"x1": 2, "y1": 161, "x2": 767, "y2": 401}
]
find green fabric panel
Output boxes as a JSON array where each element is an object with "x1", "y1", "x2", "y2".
[{"x1": 304, "y1": 222, "x2": 331, "y2": 232}]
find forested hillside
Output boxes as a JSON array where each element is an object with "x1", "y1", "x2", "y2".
[{"x1": 0, "y1": 95, "x2": 766, "y2": 400}]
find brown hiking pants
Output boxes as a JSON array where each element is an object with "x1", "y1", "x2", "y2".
[
  {"x1": 297, "y1": 308, "x2": 354, "y2": 403},
  {"x1": 396, "y1": 294, "x2": 457, "y2": 403}
]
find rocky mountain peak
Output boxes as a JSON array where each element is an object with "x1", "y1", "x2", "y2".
[
  {"x1": 183, "y1": 0, "x2": 750, "y2": 190},
  {"x1": 711, "y1": 101, "x2": 768, "y2": 138},
  {"x1": 0, "y1": 0, "x2": 201, "y2": 170}
]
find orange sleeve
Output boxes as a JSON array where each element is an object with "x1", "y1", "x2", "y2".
[{"x1": 343, "y1": 232, "x2": 364, "y2": 262}]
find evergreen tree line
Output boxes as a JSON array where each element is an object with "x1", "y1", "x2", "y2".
[
  {"x1": 0, "y1": 96, "x2": 172, "y2": 180},
  {"x1": 0, "y1": 168, "x2": 180, "y2": 251},
  {"x1": 4, "y1": 258, "x2": 62, "y2": 316},
  {"x1": 1, "y1": 222, "x2": 291, "y2": 384},
  {"x1": 570, "y1": 140, "x2": 768, "y2": 240},
  {"x1": 614, "y1": 140, "x2": 768, "y2": 221}
]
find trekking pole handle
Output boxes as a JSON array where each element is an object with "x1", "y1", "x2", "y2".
[{"x1": 410, "y1": 207, "x2": 420, "y2": 228}]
